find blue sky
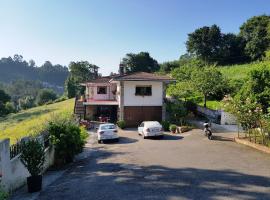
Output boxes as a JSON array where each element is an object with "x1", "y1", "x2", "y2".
[{"x1": 0, "y1": 0, "x2": 269, "y2": 75}]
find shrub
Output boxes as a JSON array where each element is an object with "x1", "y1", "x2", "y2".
[
  {"x1": 161, "y1": 120, "x2": 170, "y2": 131},
  {"x1": 36, "y1": 89, "x2": 57, "y2": 106},
  {"x1": 169, "y1": 124, "x2": 177, "y2": 132},
  {"x1": 0, "y1": 186, "x2": 8, "y2": 200},
  {"x1": 47, "y1": 113, "x2": 88, "y2": 165},
  {"x1": 20, "y1": 137, "x2": 45, "y2": 176},
  {"x1": 117, "y1": 120, "x2": 126, "y2": 129}
]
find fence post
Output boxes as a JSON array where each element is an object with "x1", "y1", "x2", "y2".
[{"x1": 0, "y1": 139, "x2": 11, "y2": 191}]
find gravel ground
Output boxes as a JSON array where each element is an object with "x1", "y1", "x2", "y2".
[{"x1": 22, "y1": 129, "x2": 270, "y2": 200}]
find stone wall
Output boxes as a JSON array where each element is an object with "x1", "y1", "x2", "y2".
[{"x1": 196, "y1": 105, "x2": 237, "y2": 125}]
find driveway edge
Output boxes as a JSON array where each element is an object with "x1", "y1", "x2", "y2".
[{"x1": 235, "y1": 137, "x2": 270, "y2": 154}]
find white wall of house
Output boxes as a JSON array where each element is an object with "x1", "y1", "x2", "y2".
[
  {"x1": 123, "y1": 81, "x2": 163, "y2": 106},
  {"x1": 86, "y1": 84, "x2": 117, "y2": 100}
]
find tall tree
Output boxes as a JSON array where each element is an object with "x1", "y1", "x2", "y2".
[
  {"x1": 121, "y1": 52, "x2": 159, "y2": 73},
  {"x1": 240, "y1": 15, "x2": 270, "y2": 60},
  {"x1": 186, "y1": 25, "x2": 222, "y2": 63},
  {"x1": 65, "y1": 61, "x2": 99, "y2": 98}
]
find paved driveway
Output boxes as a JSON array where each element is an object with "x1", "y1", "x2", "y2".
[{"x1": 38, "y1": 129, "x2": 270, "y2": 200}]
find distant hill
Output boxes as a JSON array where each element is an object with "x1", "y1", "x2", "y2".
[{"x1": 0, "y1": 55, "x2": 69, "y2": 88}]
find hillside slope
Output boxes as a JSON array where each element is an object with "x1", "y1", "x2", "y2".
[
  {"x1": 220, "y1": 60, "x2": 270, "y2": 80},
  {"x1": 0, "y1": 98, "x2": 74, "y2": 144}
]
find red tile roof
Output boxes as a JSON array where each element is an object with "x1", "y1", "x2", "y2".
[
  {"x1": 111, "y1": 72, "x2": 174, "y2": 81},
  {"x1": 83, "y1": 72, "x2": 174, "y2": 84}
]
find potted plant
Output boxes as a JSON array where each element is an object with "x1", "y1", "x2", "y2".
[
  {"x1": 20, "y1": 138, "x2": 45, "y2": 193},
  {"x1": 169, "y1": 124, "x2": 177, "y2": 134}
]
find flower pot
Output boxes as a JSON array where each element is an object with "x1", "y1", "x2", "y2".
[{"x1": 27, "y1": 175, "x2": 42, "y2": 193}]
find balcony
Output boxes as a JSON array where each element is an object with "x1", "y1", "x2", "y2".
[{"x1": 83, "y1": 84, "x2": 118, "y2": 106}]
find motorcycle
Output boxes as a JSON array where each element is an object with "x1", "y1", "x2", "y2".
[{"x1": 203, "y1": 122, "x2": 212, "y2": 140}]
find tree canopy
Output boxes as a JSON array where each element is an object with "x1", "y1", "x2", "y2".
[
  {"x1": 65, "y1": 61, "x2": 99, "y2": 98},
  {"x1": 121, "y1": 52, "x2": 159, "y2": 73},
  {"x1": 0, "y1": 55, "x2": 69, "y2": 87},
  {"x1": 240, "y1": 15, "x2": 270, "y2": 60}
]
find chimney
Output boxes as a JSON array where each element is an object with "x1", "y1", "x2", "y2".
[{"x1": 119, "y1": 63, "x2": 126, "y2": 75}]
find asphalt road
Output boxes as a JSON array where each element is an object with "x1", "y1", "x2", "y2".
[{"x1": 37, "y1": 129, "x2": 270, "y2": 200}]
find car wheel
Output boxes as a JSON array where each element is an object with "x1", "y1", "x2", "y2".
[
  {"x1": 115, "y1": 138, "x2": 119, "y2": 142},
  {"x1": 98, "y1": 140, "x2": 102, "y2": 144}
]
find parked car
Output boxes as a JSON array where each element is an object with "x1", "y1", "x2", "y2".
[
  {"x1": 97, "y1": 123, "x2": 119, "y2": 143},
  {"x1": 138, "y1": 121, "x2": 164, "y2": 139}
]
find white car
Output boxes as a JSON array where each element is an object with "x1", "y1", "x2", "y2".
[
  {"x1": 138, "y1": 121, "x2": 164, "y2": 139},
  {"x1": 97, "y1": 123, "x2": 119, "y2": 143}
]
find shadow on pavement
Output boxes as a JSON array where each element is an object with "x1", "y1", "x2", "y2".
[{"x1": 38, "y1": 147, "x2": 270, "y2": 200}]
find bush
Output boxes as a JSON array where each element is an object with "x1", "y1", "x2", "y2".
[
  {"x1": 47, "y1": 113, "x2": 88, "y2": 165},
  {"x1": 0, "y1": 186, "x2": 8, "y2": 200},
  {"x1": 117, "y1": 120, "x2": 126, "y2": 129},
  {"x1": 36, "y1": 89, "x2": 57, "y2": 106},
  {"x1": 169, "y1": 124, "x2": 177, "y2": 132},
  {"x1": 20, "y1": 137, "x2": 45, "y2": 176},
  {"x1": 161, "y1": 120, "x2": 170, "y2": 131}
]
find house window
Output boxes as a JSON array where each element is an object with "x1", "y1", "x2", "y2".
[
  {"x1": 135, "y1": 86, "x2": 152, "y2": 96},
  {"x1": 97, "y1": 86, "x2": 107, "y2": 94}
]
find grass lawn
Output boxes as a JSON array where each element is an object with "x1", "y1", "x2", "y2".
[
  {"x1": 0, "y1": 98, "x2": 74, "y2": 144},
  {"x1": 220, "y1": 60, "x2": 270, "y2": 80}
]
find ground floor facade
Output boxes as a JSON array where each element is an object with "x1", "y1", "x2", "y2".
[{"x1": 84, "y1": 104, "x2": 164, "y2": 127}]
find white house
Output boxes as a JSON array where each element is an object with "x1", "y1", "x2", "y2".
[{"x1": 75, "y1": 66, "x2": 174, "y2": 127}]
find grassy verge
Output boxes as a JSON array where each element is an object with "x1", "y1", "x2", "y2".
[{"x1": 0, "y1": 99, "x2": 74, "y2": 144}]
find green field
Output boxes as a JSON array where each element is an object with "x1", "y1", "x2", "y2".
[
  {"x1": 220, "y1": 60, "x2": 270, "y2": 80},
  {"x1": 0, "y1": 99, "x2": 74, "y2": 144}
]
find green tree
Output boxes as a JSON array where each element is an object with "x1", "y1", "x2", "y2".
[
  {"x1": 191, "y1": 66, "x2": 229, "y2": 107},
  {"x1": 36, "y1": 89, "x2": 57, "y2": 105},
  {"x1": 236, "y1": 67, "x2": 270, "y2": 113},
  {"x1": 186, "y1": 25, "x2": 222, "y2": 63},
  {"x1": 121, "y1": 52, "x2": 159, "y2": 73},
  {"x1": 0, "y1": 89, "x2": 12, "y2": 116},
  {"x1": 240, "y1": 15, "x2": 270, "y2": 60},
  {"x1": 65, "y1": 61, "x2": 99, "y2": 98}
]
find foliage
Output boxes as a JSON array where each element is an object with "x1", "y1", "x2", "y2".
[
  {"x1": 161, "y1": 120, "x2": 170, "y2": 131},
  {"x1": 166, "y1": 101, "x2": 188, "y2": 125},
  {"x1": 223, "y1": 96, "x2": 263, "y2": 130},
  {"x1": 0, "y1": 186, "x2": 8, "y2": 200},
  {"x1": 191, "y1": 66, "x2": 229, "y2": 107},
  {"x1": 47, "y1": 113, "x2": 88, "y2": 164},
  {"x1": 65, "y1": 61, "x2": 99, "y2": 98},
  {"x1": 117, "y1": 120, "x2": 126, "y2": 129},
  {"x1": 36, "y1": 89, "x2": 58, "y2": 105},
  {"x1": 0, "y1": 55, "x2": 69, "y2": 87},
  {"x1": 159, "y1": 60, "x2": 179, "y2": 73},
  {"x1": 20, "y1": 137, "x2": 45, "y2": 176},
  {"x1": 0, "y1": 98, "x2": 74, "y2": 144},
  {"x1": 236, "y1": 67, "x2": 270, "y2": 113},
  {"x1": 0, "y1": 90, "x2": 12, "y2": 117},
  {"x1": 121, "y1": 52, "x2": 159, "y2": 73},
  {"x1": 240, "y1": 15, "x2": 270, "y2": 60},
  {"x1": 186, "y1": 25, "x2": 246, "y2": 65},
  {"x1": 186, "y1": 24, "x2": 222, "y2": 63},
  {"x1": 19, "y1": 96, "x2": 36, "y2": 110},
  {"x1": 169, "y1": 124, "x2": 177, "y2": 132}
]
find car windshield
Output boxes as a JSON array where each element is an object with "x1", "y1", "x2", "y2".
[{"x1": 100, "y1": 125, "x2": 115, "y2": 130}]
